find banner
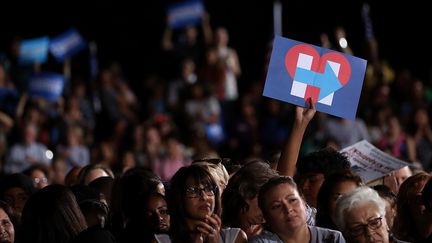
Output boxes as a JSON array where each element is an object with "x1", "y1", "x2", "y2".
[
  {"x1": 28, "y1": 73, "x2": 65, "y2": 102},
  {"x1": 263, "y1": 36, "x2": 367, "y2": 120},
  {"x1": 340, "y1": 140, "x2": 410, "y2": 182},
  {"x1": 167, "y1": 0, "x2": 204, "y2": 29},
  {"x1": 19, "y1": 36, "x2": 49, "y2": 64},
  {"x1": 50, "y1": 28, "x2": 87, "y2": 62}
]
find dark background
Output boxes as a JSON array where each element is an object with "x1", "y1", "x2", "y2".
[{"x1": 1, "y1": 0, "x2": 431, "y2": 88}]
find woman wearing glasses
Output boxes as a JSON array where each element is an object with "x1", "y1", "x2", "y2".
[
  {"x1": 333, "y1": 186, "x2": 407, "y2": 243},
  {"x1": 250, "y1": 176, "x2": 345, "y2": 243},
  {"x1": 154, "y1": 164, "x2": 247, "y2": 242}
]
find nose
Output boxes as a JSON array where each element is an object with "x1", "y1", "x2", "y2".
[
  {"x1": 282, "y1": 202, "x2": 291, "y2": 214},
  {"x1": 364, "y1": 226, "x2": 376, "y2": 241}
]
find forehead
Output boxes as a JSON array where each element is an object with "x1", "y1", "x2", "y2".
[
  {"x1": 146, "y1": 196, "x2": 167, "y2": 209},
  {"x1": 0, "y1": 208, "x2": 9, "y2": 219},
  {"x1": 264, "y1": 183, "x2": 299, "y2": 200},
  {"x1": 332, "y1": 180, "x2": 358, "y2": 193},
  {"x1": 299, "y1": 172, "x2": 324, "y2": 180},
  {"x1": 185, "y1": 176, "x2": 209, "y2": 186},
  {"x1": 4, "y1": 187, "x2": 26, "y2": 197},
  {"x1": 344, "y1": 202, "x2": 380, "y2": 224}
]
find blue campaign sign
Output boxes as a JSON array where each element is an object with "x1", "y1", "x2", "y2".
[
  {"x1": 263, "y1": 36, "x2": 367, "y2": 120},
  {"x1": 167, "y1": 0, "x2": 204, "y2": 29},
  {"x1": 19, "y1": 37, "x2": 49, "y2": 64},
  {"x1": 28, "y1": 73, "x2": 65, "y2": 102},
  {"x1": 49, "y1": 28, "x2": 87, "y2": 62}
]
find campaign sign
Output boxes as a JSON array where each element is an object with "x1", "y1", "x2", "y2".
[
  {"x1": 340, "y1": 140, "x2": 409, "y2": 182},
  {"x1": 167, "y1": 0, "x2": 204, "y2": 29},
  {"x1": 28, "y1": 73, "x2": 64, "y2": 102},
  {"x1": 19, "y1": 37, "x2": 49, "y2": 64},
  {"x1": 50, "y1": 28, "x2": 87, "y2": 62},
  {"x1": 263, "y1": 36, "x2": 367, "y2": 120}
]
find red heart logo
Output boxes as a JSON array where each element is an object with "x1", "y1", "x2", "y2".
[{"x1": 285, "y1": 44, "x2": 351, "y2": 103}]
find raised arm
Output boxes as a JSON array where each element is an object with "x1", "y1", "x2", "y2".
[{"x1": 277, "y1": 98, "x2": 316, "y2": 176}]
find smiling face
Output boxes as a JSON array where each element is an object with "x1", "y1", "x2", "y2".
[
  {"x1": 0, "y1": 208, "x2": 14, "y2": 243},
  {"x1": 262, "y1": 183, "x2": 307, "y2": 234},
  {"x1": 184, "y1": 177, "x2": 215, "y2": 220}
]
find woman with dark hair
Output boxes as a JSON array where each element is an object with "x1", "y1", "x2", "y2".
[
  {"x1": 110, "y1": 167, "x2": 165, "y2": 241},
  {"x1": 250, "y1": 176, "x2": 345, "y2": 243},
  {"x1": 222, "y1": 160, "x2": 278, "y2": 238},
  {"x1": 22, "y1": 164, "x2": 50, "y2": 189},
  {"x1": 18, "y1": 184, "x2": 87, "y2": 243},
  {"x1": 0, "y1": 173, "x2": 35, "y2": 224},
  {"x1": 156, "y1": 164, "x2": 247, "y2": 242},
  {"x1": 393, "y1": 172, "x2": 431, "y2": 242},
  {"x1": 75, "y1": 164, "x2": 114, "y2": 186},
  {"x1": 316, "y1": 171, "x2": 363, "y2": 230},
  {"x1": 123, "y1": 192, "x2": 170, "y2": 243},
  {"x1": 0, "y1": 200, "x2": 15, "y2": 243}
]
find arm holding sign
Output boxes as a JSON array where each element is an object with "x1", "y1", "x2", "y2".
[{"x1": 277, "y1": 98, "x2": 316, "y2": 176}]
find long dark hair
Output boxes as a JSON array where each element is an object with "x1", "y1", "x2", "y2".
[
  {"x1": 167, "y1": 165, "x2": 220, "y2": 243},
  {"x1": 316, "y1": 170, "x2": 363, "y2": 229},
  {"x1": 222, "y1": 160, "x2": 278, "y2": 228},
  {"x1": 19, "y1": 184, "x2": 87, "y2": 243}
]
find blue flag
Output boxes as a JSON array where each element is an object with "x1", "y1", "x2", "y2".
[
  {"x1": 167, "y1": 0, "x2": 204, "y2": 29},
  {"x1": 28, "y1": 73, "x2": 65, "y2": 102},
  {"x1": 263, "y1": 36, "x2": 367, "y2": 120},
  {"x1": 50, "y1": 28, "x2": 87, "y2": 62},
  {"x1": 19, "y1": 37, "x2": 49, "y2": 64}
]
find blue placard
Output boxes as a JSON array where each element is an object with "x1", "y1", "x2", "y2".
[
  {"x1": 28, "y1": 73, "x2": 65, "y2": 102},
  {"x1": 167, "y1": 0, "x2": 204, "y2": 29},
  {"x1": 263, "y1": 36, "x2": 367, "y2": 120},
  {"x1": 49, "y1": 28, "x2": 87, "y2": 62},
  {"x1": 19, "y1": 37, "x2": 49, "y2": 64}
]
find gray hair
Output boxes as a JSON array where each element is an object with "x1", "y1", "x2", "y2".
[{"x1": 333, "y1": 186, "x2": 386, "y2": 231}]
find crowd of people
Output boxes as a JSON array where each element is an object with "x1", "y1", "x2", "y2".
[{"x1": 0, "y1": 9, "x2": 432, "y2": 243}]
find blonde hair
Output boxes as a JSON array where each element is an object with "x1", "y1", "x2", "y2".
[{"x1": 193, "y1": 162, "x2": 229, "y2": 190}]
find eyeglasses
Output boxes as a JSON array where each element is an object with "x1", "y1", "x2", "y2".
[
  {"x1": 185, "y1": 185, "x2": 215, "y2": 198},
  {"x1": 347, "y1": 217, "x2": 383, "y2": 237},
  {"x1": 33, "y1": 177, "x2": 48, "y2": 184}
]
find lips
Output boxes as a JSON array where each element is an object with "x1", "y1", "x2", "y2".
[
  {"x1": 0, "y1": 233, "x2": 10, "y2": 243},
  {"x1": 158, "y1": 223, "x2": 169, "y2": 231}
]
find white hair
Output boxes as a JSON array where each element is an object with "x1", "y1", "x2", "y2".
[{"x1": 333, "y1": 186, "x2": 386, "y2": 231}]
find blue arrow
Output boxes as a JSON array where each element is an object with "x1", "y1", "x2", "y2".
[{"x1": 294, "y1": 62, "x2": 342, "y2": 101}]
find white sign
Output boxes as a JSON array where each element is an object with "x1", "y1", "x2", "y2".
[{"x1": 340, "y1": 140, "x2": 409, "y2": 182}]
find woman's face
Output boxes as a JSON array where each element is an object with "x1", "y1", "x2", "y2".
[
  {"x1": 241, "y1": 197, "x2": 265, "y2": 226},
  {"x1": 344, "y1": 202, "x2": 389, "y2": 243},
  {"x1": 3, "y1": 187, "x2": 28, "y2": 217},
  {"x1": 184, "y1": 177, "x2": 215, "y2": 220},
  {"x1": 84, "y1": 168, "x2": 109, "y2": 185},
  {"x1": 262, "y1": 183, "x2": 307, "y2": 234},
  {"x1": 145, "y1": 196, "x2": 170, "y2": 233},
  {"x1": 0, "y1": 208, "x2": 14, "y2": 243},
  {"x1": 329, "y1": 180, "x2": 358, "y2": 216}
]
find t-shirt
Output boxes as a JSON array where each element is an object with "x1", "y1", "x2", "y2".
[
  {"x1": 155, "y1": 227, "x2": 241, "y2": 243},
  {"x1": 249, "y1": 226, "x2": 346, "y2": 243}
]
